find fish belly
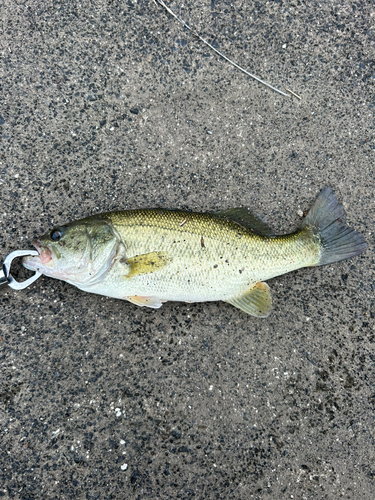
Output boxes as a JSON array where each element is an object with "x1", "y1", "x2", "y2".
[
  {"x1": 77, "y1": 219, "x2": 319, "y2": 303},
  {"x1": 81, "y1": 243, "x2": 254, "y2": 303}
]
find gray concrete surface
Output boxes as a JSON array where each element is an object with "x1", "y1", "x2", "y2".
[{"x1": 0, "y1": 0, "x2": 374, "y2": 498}]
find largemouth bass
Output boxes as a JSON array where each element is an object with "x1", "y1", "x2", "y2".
[{"x1": 23, "y1": 188, "x2": 367, "y2": 317}]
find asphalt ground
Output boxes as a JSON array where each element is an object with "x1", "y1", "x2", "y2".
[{"x1": 0, "y1": 0, "x2": 374, "y2": 499}]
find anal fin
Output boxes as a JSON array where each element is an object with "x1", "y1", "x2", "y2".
[
  {"x1": 126, "y1": 295, "x2": 165, "y2": 309},
  {"x1": 226, "y1": 282, "x2": 272, "y2": 317}
]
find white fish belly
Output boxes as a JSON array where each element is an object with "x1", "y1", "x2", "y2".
[{"x1": 78, "y1": 260, "x2": 255, "y2": 303}]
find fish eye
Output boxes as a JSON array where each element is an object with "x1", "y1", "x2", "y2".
[{"x1": 50, "y1": 228, "x2": 63, "y2": 241}]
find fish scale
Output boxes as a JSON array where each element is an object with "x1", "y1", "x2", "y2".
[{"x1": 102, "y1": 209, "x2": 319, "y2": 303}]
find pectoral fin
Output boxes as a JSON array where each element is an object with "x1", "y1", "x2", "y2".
[
  {"x1": 125, "y1": 251, "x2": 170, "y2": 279},
  {"x1": 126, "y1": 295, "x2": 165, "y2": 309},
  {"x1": 226, "y1": 282, "x2": 272, "y2": 317}
]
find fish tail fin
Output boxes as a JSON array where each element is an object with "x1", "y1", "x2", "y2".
[{"x1": 301, "y1": 187, "x2": 367, "y2": 266}]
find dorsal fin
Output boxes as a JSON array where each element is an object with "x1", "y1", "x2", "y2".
[{"x1": 213, "y1": 208, "x2": 274, "y2": 237}]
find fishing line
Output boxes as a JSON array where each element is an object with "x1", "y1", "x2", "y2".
[{"x1": 154, "y1": 0, "x2": 295, "y2": 97}]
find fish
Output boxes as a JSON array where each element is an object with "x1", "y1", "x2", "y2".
[{"x1": 23, "y1": 187, "x2": 367, "y2": 317}]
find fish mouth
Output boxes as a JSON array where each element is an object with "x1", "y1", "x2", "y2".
[
  {"x1": 23, "y1": 240, "x2": 53, "y2": 273},
  {"x1": 32, "y1": 239, "x2": 53, "y2": 264}
]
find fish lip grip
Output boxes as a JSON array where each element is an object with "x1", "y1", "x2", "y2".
[{"x1": 1, "y1": 250, "x2": 42, "y2": 290}]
